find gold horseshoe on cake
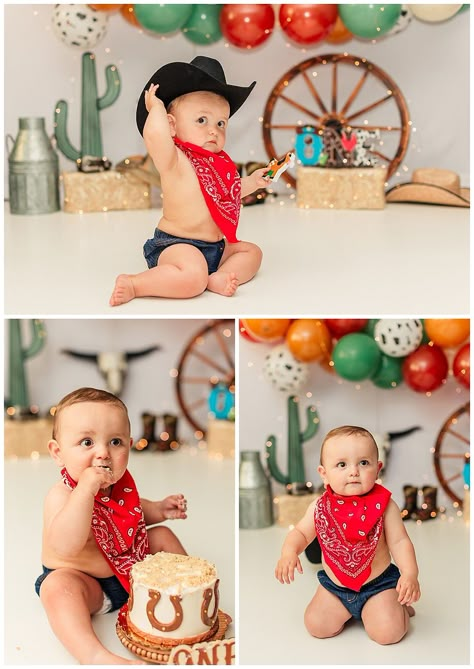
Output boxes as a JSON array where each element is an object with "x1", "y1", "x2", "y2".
[
  {"x1": 201, "y1": 579, "x2": 220, "y2": 627},
  {"x1": 146, "y1": 590, "x2": 183, "y2": 632}
]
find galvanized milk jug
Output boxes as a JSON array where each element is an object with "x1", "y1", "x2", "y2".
[
  {"x1": 239, "y1": 451, "x2": 274, "y2": 529},
  {"x1": 7, "y1": 117, "x2": 60, "y2": 215}
]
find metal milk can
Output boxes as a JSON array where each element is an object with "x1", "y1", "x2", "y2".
[
  {"x1": 239, "y1": 450, "x2": 274, "y2": 529},
  {"x1": 7, "y1": 117, "x2": 60, "y2": 215}
]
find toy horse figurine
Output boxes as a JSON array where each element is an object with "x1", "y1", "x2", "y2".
[{"x1": 264, "y1": 151, "x2": 295, "y2": 182}]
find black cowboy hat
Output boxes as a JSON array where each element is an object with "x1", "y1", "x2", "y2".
[{"x1": 136, "y1": 56, "x2": 256, "y2": 136}]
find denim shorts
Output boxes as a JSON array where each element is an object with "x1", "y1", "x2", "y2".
[
  {"x1": 317, "y1": 563, "x2": 401, "y2": 620},
  {"x1": 143, "y1": 228, "x2": 225, "y2": 274},
  {"x1": 35, "y1": 566, "x2": 129, "y2": 614}
]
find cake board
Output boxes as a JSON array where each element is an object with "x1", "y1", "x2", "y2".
[{"x1": 116, "y1": 603, "x2": 232, "y2": 664}]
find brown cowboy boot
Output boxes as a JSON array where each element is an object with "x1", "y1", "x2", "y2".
[
  {"x1": 401, "y1": 484, "x2": 418, "y2": 520},
  {"x1": 413, "y1": 485, "x2": 439, "y2": 521}
]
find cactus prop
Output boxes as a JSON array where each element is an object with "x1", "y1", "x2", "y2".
[
  {"x1": 266, "y1": 395, "x2": 320, "y2": 494},
  {"x1": 7, "y1": 319, "x2": 46, "y2": 416},
  {"x1": 54, "y1": 51, "x2": 120, "y2": 167}
]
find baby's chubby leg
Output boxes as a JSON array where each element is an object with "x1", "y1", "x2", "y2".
[
  {"x1": 147, "y1": 525, "x2": 187, "y2": 556},
  {"x1": 361, "y1": 588, "x2": 410, "y2": 645},
  {"x1": 39, "y1": 568, "x2": 144, "y2": 664},
  {"x1": 304, "y1": 584, "x2": 352, "y2": 638},
  {"x1": 207, "y1": 240, "x2": 262, "y2": 296},
  {"x1": 109, "y1": 244, "x2": 209, "y2": 305}
]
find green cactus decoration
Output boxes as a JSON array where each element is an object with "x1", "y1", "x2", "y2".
[
  {"x1": 266, "y1": 395, "x2": 320, "y2": 494},
  {"x1": 54, "y1": 51, "x2": 121, "y2": 166},
  {"x1": 7, "y1": 319, "x2": 46, "y2": 416}
]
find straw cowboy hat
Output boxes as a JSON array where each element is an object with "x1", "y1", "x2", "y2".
[
  {"x1": 136, "y1": 56, "x2": 256, "y2": 137},
  {"x1": 385, "y1": 168, "x2": 469, "y2": 207}
]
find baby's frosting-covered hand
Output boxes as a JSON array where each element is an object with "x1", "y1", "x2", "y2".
[
  {"x1": 79, "y1": 465, "x2": 114, "y2": 496},
  {"x1": 160, "y1": 494, "x2": 188, "y2": 520},
  {"x1": 396, "y1": 573, "x2": 421, "y2": 605},
  {"x1": 275, "y1": 553, "x2": 303, "y2": 584},
  {"x1": 144, "y1": 83, "x2": 164, "y2": 113}
]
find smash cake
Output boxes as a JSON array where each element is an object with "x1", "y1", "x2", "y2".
[{"x1": 126, "y1": 552, "x2": 220, "y2": 647}]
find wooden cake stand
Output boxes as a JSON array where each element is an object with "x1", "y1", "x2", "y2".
[{"x1": 116, "y1": 603, "x2": 232, "y2": 664}]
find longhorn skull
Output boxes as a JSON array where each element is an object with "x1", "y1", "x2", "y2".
[{"x1": 61, "y1": 346, "x2": 160, "y2": 396}]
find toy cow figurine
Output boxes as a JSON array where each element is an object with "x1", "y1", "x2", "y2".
[
  {"x1": 62, "y1": 345, "x2": 160, "y2": 396},
  {"x1": 264, "y1": 152, "x2": 296, "y2": 182}
]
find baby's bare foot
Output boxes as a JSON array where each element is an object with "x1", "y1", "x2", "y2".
[
  {"x1": 405, "y1": 605, "x2": 415, "y2": 617},
  {"x1": 207, "y1": 271, "x2": 239, "y2": 297},
  {"x1": 109, "y1": 274, "x2": 136, "y2": 306},
  {"x1": 88, "y1": 648, "x2": 145, "y2": 664}
]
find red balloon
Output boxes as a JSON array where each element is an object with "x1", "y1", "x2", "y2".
[
  {"x1": 325, "y1": 319, "x2": 368, "y2": 339},
  {"x1": 220, "y1": 4, "x2": 275, "y2": 49},
  {"x1": 279, "y1": 4, "x2": 338, "y2": 45},
  {"x1": 402, "y1": 344, "x2": 448, "y2": 393},
  {"x1": 453, "y1": 343, "x2": 470, "y2": 388}
]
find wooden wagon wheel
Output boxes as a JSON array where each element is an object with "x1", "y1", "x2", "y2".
[
  {"x1": 175, "y1": 320, "x2": 235, "y2": 437},
  {"x1": 433, "y1": 401, "x2": 470, "y2": 508},
  {"x1": 262, "y1": 53, "x2": 410, "y2": 189}
]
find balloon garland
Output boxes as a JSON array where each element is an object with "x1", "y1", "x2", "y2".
[
  {"x1": 47, "y1": 3, "x2": 465, "y2": 52},
  {"x1": 240, "y1": 318, "x2": 470, "y2": 395}
]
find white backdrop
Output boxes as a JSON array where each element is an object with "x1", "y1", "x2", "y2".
[
  {"x1": 4, "y1": 318, "x2": 233, "y2": 444},
  {"x1": 239, "y1": 334, "x2": 470, "y2": 510},
  {"x1": 4, "y1": 4, "x2": 470, "y2": 193}
]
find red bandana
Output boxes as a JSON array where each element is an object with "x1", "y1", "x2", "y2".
[
  {"x1": 174, "y1": 137, "x2": 241, "y2": 243},
  {"x1": 61, "y1": 467, "x2": 150, "y2": 592},
  {"x1": 315, "y1": 483, "x2": 391, "y2": 591}
]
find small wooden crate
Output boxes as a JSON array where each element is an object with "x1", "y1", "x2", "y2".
[
  {"x1": 297, "y1": 166, "x2": 386, "y2": 209},
  {"x1": 4, "y1": 417, "x2": 53, "y2": 458},
  {"x1": 206, "y1": 420, "x2": 235, "y2": 459},
  {"x1": 62, "y1": 170, "x2": 151, "y2": 213},
  {"x1": 273, "y1": 492, "x2": 319, "y2": 527}
]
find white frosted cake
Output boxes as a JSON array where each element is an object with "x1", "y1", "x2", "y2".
[{"x1": 127, "y1": 552, "x2": 220, "y2": 647}]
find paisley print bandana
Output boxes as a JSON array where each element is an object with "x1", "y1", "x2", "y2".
[
  {"x1": 61, "y1": 467, "x2": 150, "y2": 592},
  {"x1": 315, "y1": 483, "x2": 392, "y2": 591},
  {"x1": 174, "y1": 137, "x2": 241, "y2": 243}
]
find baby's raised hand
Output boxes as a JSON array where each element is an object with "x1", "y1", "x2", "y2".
[
  {"x1": 161, "y1": 494, "x2": 188, "y2": 520},
  {"x1": 144, "y1": 83, "x2": 163, "y2": 113},
  {"x1": 275, "y1": 553, "x2": 303, "y2": 584},
  {"x1": 396, "y1": 573, "x2": 421, "y2": 605},
  {"x1": 250, "y1": 167, "x2": 272, "y2": 189},
  {"x1": 79, "y1": 465, "x2": 114, "y2": 496}
]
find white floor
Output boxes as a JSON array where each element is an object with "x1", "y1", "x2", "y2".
[
  {"x1": 4, "y1": 199, "x2": 469, "y2": 316},
  {"x1": 239, "y1": 517, "x2": 469, "y2": 665},
  {"x1": 4, "y1": 447, "x2": 235, "y2": 665}
]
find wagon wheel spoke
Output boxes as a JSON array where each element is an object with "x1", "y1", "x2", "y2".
[
  {"x1": 437, "y1": 453, "x2": 467, "y2": 459},
  {"x1": 370, "y1": 150, "x2": 392, "y2": 164},
  {"x1": 302, "y1": 71, "x2": 328, "y2": 115},
  {"x1": 188, "y1": 348, "x2": 228, "y2": 376},
  {"x1": 213, "y1": 327, "x2": 234, "y2": 373},
  {"x1": 445, "y1": 427, "x2": 470, "y2": 445},
  {"x1": 350, "y1": 125, "x2": 402, "y2": 132},
  {"x1": 340, "y1": 70, "x2": 370, "y2": 117},
  {"x1": 180, "y1": 377, "x2": 216, "y2": 384},
  {"x1": 331, "y1": 62, "x2": 337, "y2": 112},
  {"x1": 279, "y1": 93, "x2": 322, "y2": 123},
  {"x1": 345, "y1": 93, "x2": 395, "y2": 123},
  {"x1": 444, "y1": 472, "x2": 462, "y2": 485},
  {"x1": 266, "y1": 123, "x2": 306, "y2": 131}
]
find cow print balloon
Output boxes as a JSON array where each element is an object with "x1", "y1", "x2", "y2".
[
  {"x1": 263, "y1": 344, "x2": 309, "y2": 393},
  {"x1": 374, "y1": 319, "x2": 423, "y2": 358},
  {"x1": 387, "y1": 5, "x2": 413, "y2": 35},
  {"x1": 52, "y1": 4, "x2": 108, "y2": 49}
]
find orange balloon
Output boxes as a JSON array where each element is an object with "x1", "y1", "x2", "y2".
[
  {"x1": 120, "y1": 4, "x2": 141, "y2": 26},
  {"x1": 286, "y1": 319, "x2": 333, "y2": 362},
  {"x1": 241, "y1": 319, "x2": 291, "y2": 342},
  {"x1": 326, "y1": 15, "x2": 352, "y2": 44},
  {"x1": 424, "y1": 319, "x2": 470, "y2": 348},
  {"x1": 88, "y1": 4, "x2": 122, "y2": 11}
]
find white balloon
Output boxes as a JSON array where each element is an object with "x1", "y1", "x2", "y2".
[
  {"x1": 52, "y1": 4, "x2": 108, "y2": 50},
  {"x1": 263, "y1": 344, "x2": 309, "y2": 393},
  {"x1": 387, "y1": 5, "x2": 413, "y2": 35},
  {"x1": 374, "y1": 319, "x2": 423, "y2": 358},
  {"x1": 408, "y1": 4, "x2": 462, "y2": 22}
]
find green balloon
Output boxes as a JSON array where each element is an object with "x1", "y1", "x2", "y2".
[
  {"x1": 420, "y1": 319, "x2": 430, "y2": 345},
  {"x1": 363, "y1": 319, "x2": 380, "y2": 338},
  {"x1": 371, "y1": 354, "x2": 403, "y2": 389},
  {"x1": 339, "y1": 4, "x2": 402, "y2": 39},
  {"x1": 333, "y1": 333, "x2": 382, "y2": 382},
  {"x1": 134, "y1": 4, "x2": 193, "y2": 34},
  {"x1": 182, "y1": 4, "x2": 223, "y2": 45}
]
